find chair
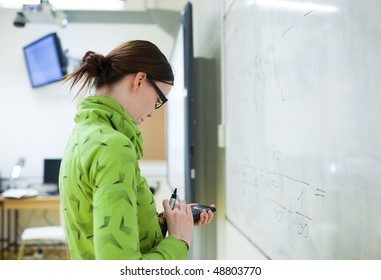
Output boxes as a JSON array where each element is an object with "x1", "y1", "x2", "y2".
[
  {"x1": 17, "y1": 226, "x2": 67, "y2": 259},
  {"x1": 18, "y1": 206, "x2": 67, "y2": 260}
]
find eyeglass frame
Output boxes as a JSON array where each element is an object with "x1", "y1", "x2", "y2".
[{"x1": 147, "y1": 77, "x2": 170, "y2": 109}]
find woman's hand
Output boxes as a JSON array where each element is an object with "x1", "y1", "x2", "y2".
[
  {"x1": 189, "y1": 203, "x2": 215, "y2": 226},
  {"x1": 163, "y1": 199, "x2": 194, "y2": 246}
]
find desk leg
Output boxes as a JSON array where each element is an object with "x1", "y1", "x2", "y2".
[
  {"x1": 7, "y1": 209, "x2": 11, "y2": 250},
  {"x1": 14, "y1": 210, "x2": 19, "y2": 249},
  {"x1": 0, "y1": 204, "x2": 4, "y2": 259},
  {"x1": 0, "y1": 208, "x2": 18, "y2": 258},
  {"x1": 6, "y1": 209, "x2": 18, "y2": 251}
]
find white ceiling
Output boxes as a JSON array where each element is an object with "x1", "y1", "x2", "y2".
[{"x1": 1, "y1": 0, "x2": 188, "y2": 37}]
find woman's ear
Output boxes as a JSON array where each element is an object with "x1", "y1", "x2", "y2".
[{"x1": 132, "y1": 72, "x2": 147, "y2": 92}]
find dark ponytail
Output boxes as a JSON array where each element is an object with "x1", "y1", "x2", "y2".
[{"x1": 64, "y1": 40, "x2": 174, "y2": 98}]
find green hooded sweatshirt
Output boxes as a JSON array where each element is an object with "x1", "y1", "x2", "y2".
[{"x1": 59, "y1": 96, "x2": 187, "y2": 260}]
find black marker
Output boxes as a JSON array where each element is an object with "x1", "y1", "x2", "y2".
[
  {"x1": 161, "y1": 188, "x2": 177, "y2": 237},
  {"x1": 169, "y1": 188, "x2": 177, "y2": 210}
]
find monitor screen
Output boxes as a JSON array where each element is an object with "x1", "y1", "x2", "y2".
[
  {"x1": 43, "y1": 159, "x2": 61, "y2": 185},
  {"x1": 23, "y1": 33, "x2": 67, "y2": 88}
]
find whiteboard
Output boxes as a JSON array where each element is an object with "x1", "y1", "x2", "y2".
[{"x1": 224, "y1": 0, "x2": 381, "y2": 259}]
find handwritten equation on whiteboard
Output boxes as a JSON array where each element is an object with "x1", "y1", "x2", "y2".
[{"x1": 229, "y1": 151, "x2": 325, "y2": 240}]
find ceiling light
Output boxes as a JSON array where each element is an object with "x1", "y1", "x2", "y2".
[
  {"x1": 49, "y1": 0, "x2": 125, "y2": 11},
  {"x1": 255, "y1": 0, "x2": 338, "y2": 13},
  {"x1": 0, "y1": 0, "x2": 39, "y2": 9}
]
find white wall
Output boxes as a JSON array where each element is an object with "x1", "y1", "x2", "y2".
[{"x1": 0, "y1": 8, "x2": 173, "y2": 182}]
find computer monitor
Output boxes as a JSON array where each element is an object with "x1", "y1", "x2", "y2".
[
  {"x1": 23, "y1": 32, "x2": 67, "y2": 88},
  {"x1": 43, "y1": 159, "x2": 61, "y2": 185}
]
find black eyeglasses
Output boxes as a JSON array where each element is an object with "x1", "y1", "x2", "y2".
[{"x1": 147, "y1": 78, "x2": 168, "y2": 109}]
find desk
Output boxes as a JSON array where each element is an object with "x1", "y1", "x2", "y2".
[{"x1": 0, "y1": 196, "x2": 60, "y2": 259}]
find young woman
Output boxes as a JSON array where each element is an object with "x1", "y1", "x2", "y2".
[{"x1": 59, "y1": 40, "x2": 214, "y2": 260}]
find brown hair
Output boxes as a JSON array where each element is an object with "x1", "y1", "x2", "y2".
[{"x1": 64, "y1": 40, "x2": 174, "y2": 97}]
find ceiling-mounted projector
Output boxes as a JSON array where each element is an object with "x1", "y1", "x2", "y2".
[{"x1": 13, "y1": 0, "x2": 67, "y2": 28}]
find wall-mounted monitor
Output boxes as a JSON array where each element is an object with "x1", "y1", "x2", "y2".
[{"x1": 23, "y1": 32, "x2": 67, "y2": 88}]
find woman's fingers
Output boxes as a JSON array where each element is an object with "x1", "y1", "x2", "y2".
[
  {"x1": 179, "y1": 199, "x2": 186, "y2": 211},
  {"x1": 195, "y1": 209, "x2": 214, "y2": 226},
  {"x1": 162, "y1": 199, "x2": 170, "y2": 211}
]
